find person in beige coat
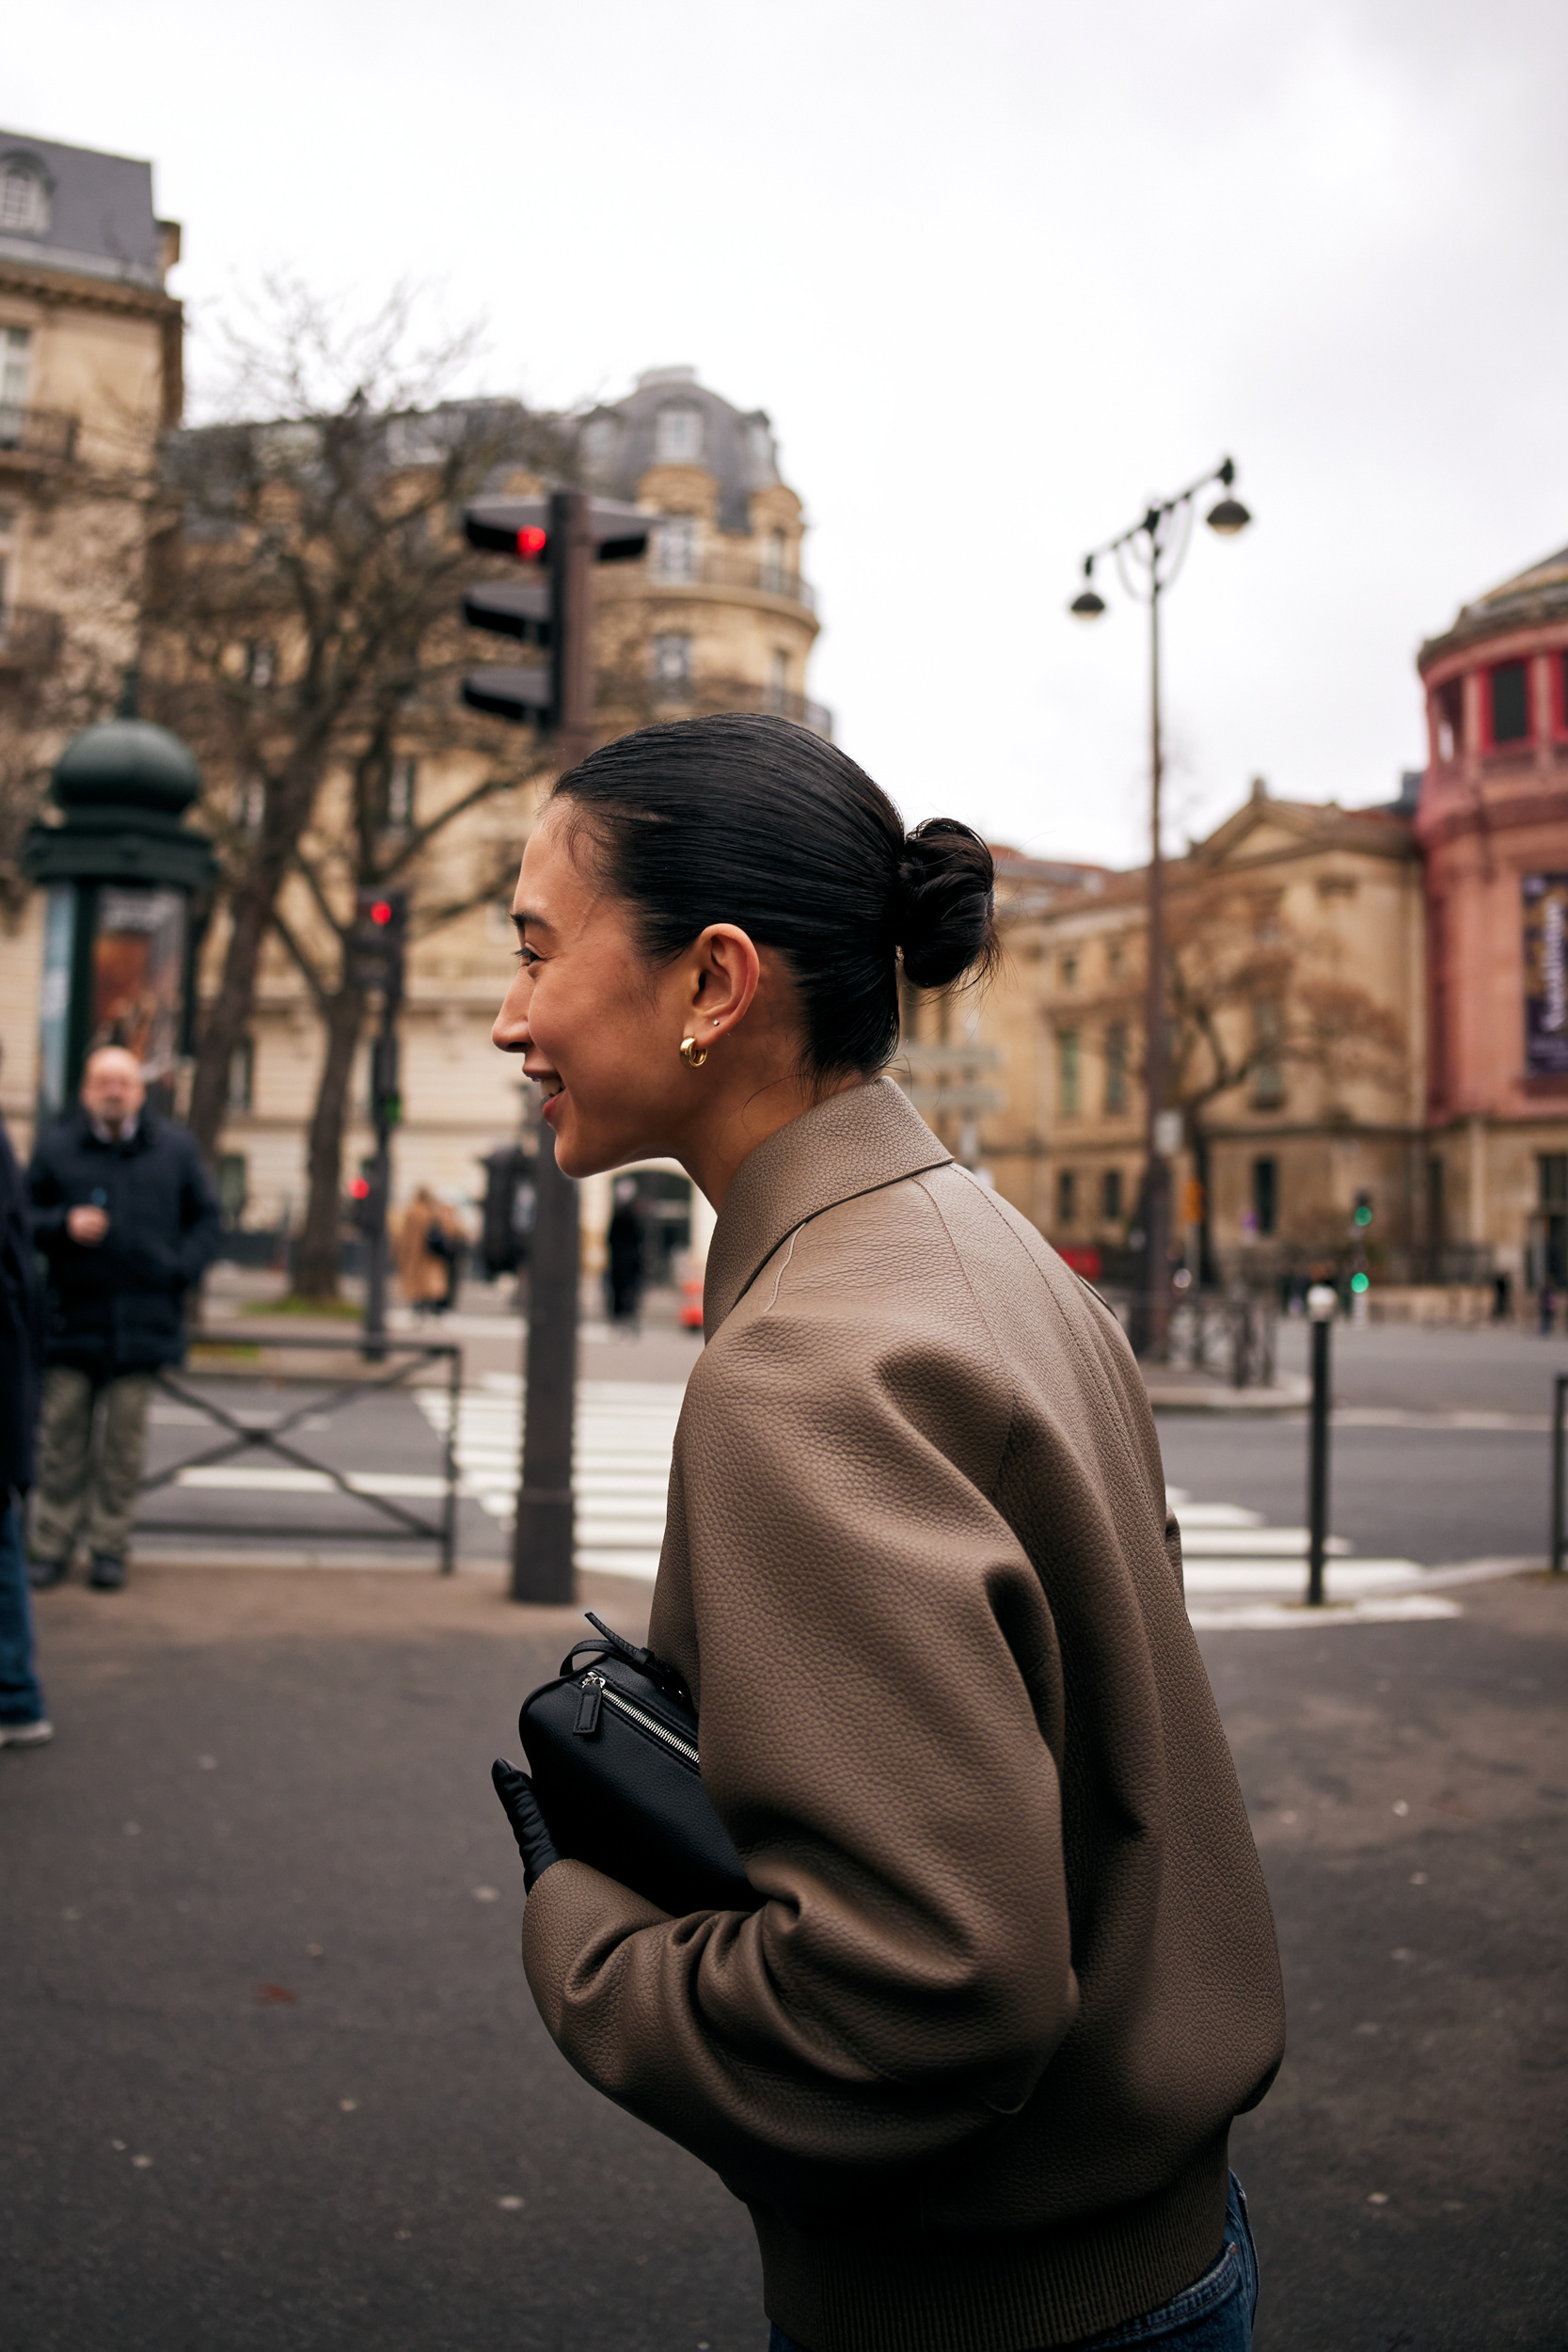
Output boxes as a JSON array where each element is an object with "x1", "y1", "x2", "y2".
[
  {"x1": 490, "y1": 714, "x2": 1284, "y2": 2352},
  {"x1": 393, "y1": 1186, "x2": 463, "y2": 1314}
]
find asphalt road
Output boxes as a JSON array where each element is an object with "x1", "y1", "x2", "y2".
[{"x1": 5, "y1": 1561, "x2": 1566, "y2": 2352}]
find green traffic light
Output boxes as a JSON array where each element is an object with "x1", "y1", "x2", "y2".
[{"x1": 1350, "y1": 1271, "x2": 1370, "y2": 1294}]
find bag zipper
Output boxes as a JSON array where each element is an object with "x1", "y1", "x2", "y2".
[{"x1": 573, "y1": 1671, "x2": 699, "y2": 1767}]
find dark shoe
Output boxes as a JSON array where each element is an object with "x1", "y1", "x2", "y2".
[
  {"x1": 88, "y1": 1554, "x2": 126, "y2": 1591},
  {"x1": 27, "y1": 1556, "x2": 67, "y2": 1591}
]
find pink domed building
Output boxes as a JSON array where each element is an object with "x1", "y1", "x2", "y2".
[{"x1": 1418, "y1": 548, "x2": 1568, "y2": 1293}]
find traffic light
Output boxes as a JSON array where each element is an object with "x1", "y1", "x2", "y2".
[
  {"x1": 1353, "y1": 1189, "x2": 1373, "y2": 1230},
  {"x1": 354, "y1": 886, "x2": 407, "y2": 1005},
  {"x1": 461, "y1": 489, "x2": 657, "y2": 733},
  {"x1": 349, "y1": 1158, "x2": 386, "y2": 1234}
]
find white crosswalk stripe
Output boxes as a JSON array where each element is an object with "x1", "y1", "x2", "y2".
[
  {"x1": 1167, "y1": 1486, "x2": 1451, "y2": 1626},
  {"x1": 416, "y1": 1375, "x2": 680, "y2": 1580}
]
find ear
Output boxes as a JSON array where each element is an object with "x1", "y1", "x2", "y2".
[{"x1": 687, "y1": 924, "x2": 762, "y2": 1040}]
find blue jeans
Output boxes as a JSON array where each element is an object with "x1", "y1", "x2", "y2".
[
  {"x1": 0, "y1": 1500, "x2": 48, "y2": 1725},
  {"x1": 768, "y1": 2174, "x2": 1258, "y2": 2352}
]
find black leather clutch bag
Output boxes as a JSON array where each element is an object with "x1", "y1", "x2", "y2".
[{"x1": 518, "y1": 1613, "x2": 759, "y2": 1917}]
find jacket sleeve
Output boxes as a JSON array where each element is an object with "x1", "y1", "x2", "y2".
[
  {"x1": 174, "y1": 1140, "x2": 223, "y2": 1286},
  {"x1": 25, "y1": 1142, "x2": 68, "y2": 1250},
  {"x1": 519, "y1": 1298, "x2": 1078, "y2": 2204}
]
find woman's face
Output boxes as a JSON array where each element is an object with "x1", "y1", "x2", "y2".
[{"x1": 491, "y1": 802, "x2": 696, "y2": 1180}]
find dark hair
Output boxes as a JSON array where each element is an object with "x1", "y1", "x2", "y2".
[{"x1": 551, "y1": 714, "x2": 997, "y2": 1076}]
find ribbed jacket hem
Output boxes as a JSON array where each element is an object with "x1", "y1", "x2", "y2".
[{"x1": 750, "y1": 2136, "x2": 1231, "y2": 2352}]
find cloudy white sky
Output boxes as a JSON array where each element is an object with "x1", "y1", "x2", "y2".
[{"x1": 11, "y1": 0, "x2": 1568, "y2": 867}]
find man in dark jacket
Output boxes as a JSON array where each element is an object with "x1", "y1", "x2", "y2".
[
  {"x1": 0, "y1": 1078, "x2": 49, "y2": 1743},
  {"x1": 26, "y1": 1047, "x2": 219, "y2": 1592}
]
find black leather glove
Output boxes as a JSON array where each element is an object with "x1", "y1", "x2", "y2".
[{"x1": 491, "y1": 1758, "x2": 562, "y2": 1890}]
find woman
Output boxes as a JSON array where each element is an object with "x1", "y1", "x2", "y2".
[
  {"x1": 394, "y1": 1185, "x2": 463, "y2": 1316},
  {"x1": 491, "y1": 715, "x2": 1283, "y2": 2352}
]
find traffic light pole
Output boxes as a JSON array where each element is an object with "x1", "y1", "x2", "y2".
[
  {"x1": 362, "y1": 1020, "x2": 399, "y2": 1363},
  {"x1": 511, "y1": 489, "x2": 594, "y2": 1603}
]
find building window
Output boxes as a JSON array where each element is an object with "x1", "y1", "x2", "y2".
[
  {"x1": 1251, "y1": 1001, "x2": 1284, "y2": 1107},
  {"x1": 1058, "y1": 1028, "x2": 1080, "y2": 1117},
  {"x1": 228, "y1": 1041, "x2": 254, "y2": 1113},
  {"x1": 1104, "y1": 1022, "x2": 1127, "y2": 1114},
  {"x1": 0, "y1": 326, "x2": 31, "y2": 435},
  {"x1": 655, "y1": 403, "x2": 703, "y2": 465},
  {"x1": 1543, "y1": 1155, "x2": 1568, "y2": 1207},
  {"x1": 761, "y1": 528, "x2": 788, "y2": 592},
  {"x1": 1489, "y1": 660, "x2": 1530, "y2": 745},
  {"x1": 767, "y1": 649, "x2": 790, "y2": 712},
  {"x1": 1434, "y1": 675, "x2": 1464, "y2": 761},
  {"x1": 1251, "y1": 1156, "x2": 1277, "y2": 1237},
  {"x1": 231, "y1": 778, "x2": 264, "y2": 834},
  {"x1": 0, "y1": 165, "x2": 48, "y2": 237},
  {"x1": 1101, "y1": 1168, "x2": 1123, "y2": 1223},
  {"x1": 652, "y1": 632, "x2": 691, "y2": 695},
  {"x1": 384, "y1": 755, "x2": 417, "y2": 831},
  {"x1": 652, "y1": 516, "x2": 698, "y2": 582},
  {"x1": 1057, "y1": 1168, "x2": 1077, "y2": 1226},
  {"x1": 1107, "y1": 941, "x2": 1124, "y2": 979},
  {"x1": 580, "y1": 417, "x2": 618, "y2": 478},
  {"x1": 217, "y1": 1152, "x2": 248, "y2": 1226},
  {"x1": 245, "y1": 639, "x2": 277, "y2": 689},
  {"x1": 1060, "y1": 954, "x2": 1078, "y2": 990}
]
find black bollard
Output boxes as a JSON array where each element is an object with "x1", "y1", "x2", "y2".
[{"x1": 1305, "y1": 1284, "x2": 1337, "y2": 1607}]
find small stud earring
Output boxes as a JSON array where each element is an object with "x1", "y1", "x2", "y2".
[{"x1": 679, "y1": 1036, "x2": 708, "y2": 1070}]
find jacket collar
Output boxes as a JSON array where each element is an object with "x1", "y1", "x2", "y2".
[{"x1": 704, "y1": 1075, "x2": 950, "y2": 1338}]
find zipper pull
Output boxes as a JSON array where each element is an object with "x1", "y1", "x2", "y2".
[{"x1": 574, "y1": 1673, "x2": 604, "y2": 1736}]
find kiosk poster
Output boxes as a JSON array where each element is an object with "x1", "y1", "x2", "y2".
[
  {"x1": 91, "y1": 885, "x2": 185, "y2": 1088},
  {"x1": 1523, "y1": 874, "x2": 1568, "y2": 1077}
]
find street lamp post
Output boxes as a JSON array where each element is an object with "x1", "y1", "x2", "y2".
[{"x1": 1069, "y1": 459, "x2": 1252, "y2": 1358}]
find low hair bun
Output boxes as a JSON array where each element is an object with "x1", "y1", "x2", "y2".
[{"x1": 895, "y1": 818, "x2": 998, "y2": 992}]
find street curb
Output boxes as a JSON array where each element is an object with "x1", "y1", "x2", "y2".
[{"x1": 1146, "y1": 1378, "x2": 1310, "y2": 1414}]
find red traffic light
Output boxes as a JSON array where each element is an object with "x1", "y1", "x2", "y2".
[
  {"x1": 370, "y1": 899, "x2": 393, "y2": 927},
  {"x1": 516, "y1": 525, "x2": 547, "y2": 559},
  {"x1": 350, "y1": 1176, "x2": 372, "y2": 1200}
]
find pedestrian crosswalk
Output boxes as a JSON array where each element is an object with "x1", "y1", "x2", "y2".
[
  {"x1": 414, "y1": 1381, "x2": 1454, "y2": 1622},
  {"x1": 1171, "y1": 1489, "x2": 1454, "y2": 1627},
  {"x1": 416, "y1": 1375, "x2": 679, "y2": 1580}
]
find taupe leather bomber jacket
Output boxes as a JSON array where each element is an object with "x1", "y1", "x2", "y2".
[{"x1": 522, "y1": 1079, "x2": 1284, "y2": 2352}]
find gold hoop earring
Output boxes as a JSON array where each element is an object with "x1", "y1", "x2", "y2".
[{"x1": 679, "y1": 1036, "x2": 709, "y2": 1070}]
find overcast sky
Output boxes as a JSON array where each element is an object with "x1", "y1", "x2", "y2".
[{"x1": 11, "y1": 0, "x2": 1568, "y2": 867}]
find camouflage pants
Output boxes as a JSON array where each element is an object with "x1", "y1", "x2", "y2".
[{"x1": 31, "y1": 1367, "x2": 153, "y2": 1565}]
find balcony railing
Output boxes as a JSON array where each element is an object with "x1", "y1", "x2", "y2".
[
  {"x1": 0, "y1": 604, "x2": 62, "y2": 668},
  {"x1": 0, "y1": 405, "x2": 80, "y2": 465},
  {"x1": 634, "y1": 673, "x2": 833, "y2": 740},
  {"x1": 643, "y1": 548, "x2": 817, "y2": 611}
]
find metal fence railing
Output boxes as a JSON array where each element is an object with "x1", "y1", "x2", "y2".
[{"x1": 137, "y1": 1335, "x2": 462, "y2": 1573}]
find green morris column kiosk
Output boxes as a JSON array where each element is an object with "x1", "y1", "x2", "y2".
[{"x1": 21, "y1": 718, "x2": 217, "y2": 1126}]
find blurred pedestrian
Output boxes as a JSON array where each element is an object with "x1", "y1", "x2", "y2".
[
  {"x1": 394, "y1": 1186, "x2": 465, "y2": 1316},
  {"x1": 26, "y1": 1047, "x2": 219, "y2": 1593},
  {"x1": 0, "y1": 1071, "x2": 49, "y2": 1746},
  {"x1": 604, "y1": 1177, "x2": 644, "y2": 1332},
  {"x1": 492, "y1": 716, "x2": 1281, "y2": 2352}
]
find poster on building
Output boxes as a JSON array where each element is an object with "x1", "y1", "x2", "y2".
[
  {"x1": 1523, "y1": 874, "x2": 1568, "y2": 1076},
  {"x1": 90, "y1": 885, "x2": 186, "y2": 1089}
]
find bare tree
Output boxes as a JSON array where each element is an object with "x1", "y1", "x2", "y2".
[
  {"x1": 142, "y1": 281, "x2": 570, "y2": 1288},
  {"x1": 1158, "y1": 878, "x2": 1405, "y2": 1278}
]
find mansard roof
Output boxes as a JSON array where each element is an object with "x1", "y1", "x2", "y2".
[
  {"x1": 576, "y1": 367, "x2": 784, "y2": 536},
  {"x1": 0, "y1": 125, "x2": 166, "y2": 288}
]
